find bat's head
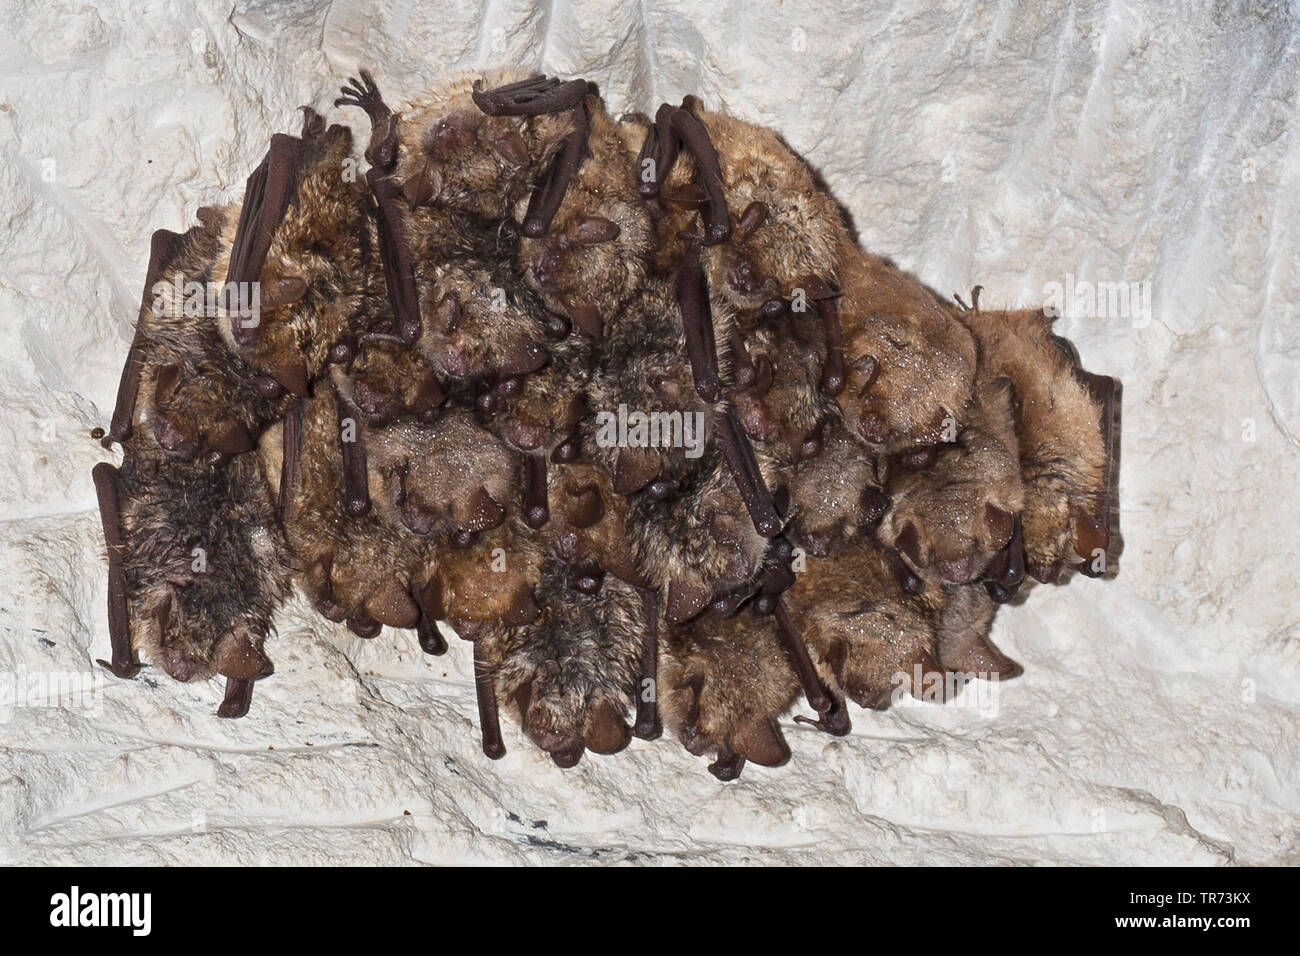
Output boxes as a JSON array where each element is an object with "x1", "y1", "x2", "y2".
[
  {"x1": 548, "y1": 461, "x2": 648, "y2": 588},
  {"x1": 148, "y1": 362, "x2": 263, "y2": 465},
  {"x1": 365, "y1": 410, "x2": 515, "y2": 540},
  {"x1": 880, "y1": 372, "x2": 1025, "y2": 584},
  {"x1": 398, "y1": 71, "x2": 577, "y2": 219},
  {"x1": 520, "y1": 197, "x2": 651, "y2": 339},
  {"x1": 426, "y1": 527, "x2": 542, "y2": 641},
  {"x1": 415, "y1": 260, "x2": 551, "y2": 383},
  {"x1": 237, "y1": 124, "x2": 368, "y2": 380},
  {"x1": 791, "y1": 540, "x2": 944, "y2": 710},
  {"x1": 334, "y1": 342, "x2": 446, "y2": 426},
  {"x1": 642, "y1": 454, "x2": 774, "y2": 624},
  {"x1": 519, "y1": 109, "x2": 653, "y2": 333},
  {"x1": 691, "y1": 110, "x2": 847, "y2": 316},
  {"x1": 839, "y1": 297, "x2": 978, "y2": 455}
]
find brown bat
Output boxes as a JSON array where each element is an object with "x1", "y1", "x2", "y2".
[
  {"x1": 659, "y1": 604, "x2": 801, "y2": 780},
  {"x1": 482, "y1": 563, "x2": 642, "y2": 767},
  {"x1": 954, "y1": 297, "x2": 1119, "y2": 583},
  {"x1": 213, "y1": 111, "x2": 384, "y2": 396},
  {"x1": 515, "y1": 94, "x2": 655, "y2": 340},
  {"x1": 103, "y1": 210, "x2": 291, "y2": 466},
  {"x1": 786, "y1": 418, "x2": 890, "y2": 558},
  {"x1": 93, "y1": 446, "x2": 290, "y2": 718},
  {"x1": 876, "y1": 352, "x2": 1025, "y2": 587},
  {"x1": 275, "y1": 383, "x2": 429, "y2": 635}
]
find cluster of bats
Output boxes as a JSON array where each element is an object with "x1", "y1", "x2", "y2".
[{"x1": 91, "y1": 70, "x2": 1121, "y2": 780}]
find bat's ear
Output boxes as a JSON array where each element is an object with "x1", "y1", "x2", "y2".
[
  {"x1": 259, "y1": 273, "x2": 308, "y2": 310},
  {"x1": 153, "y1": 363, "x2": 182, "y2": 406},
  {"x1": 213, "y1": 629, "x2": 270, "y2": 681}
]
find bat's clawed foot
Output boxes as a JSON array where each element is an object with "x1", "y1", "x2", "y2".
[
  {"x1": 793, "y1": 691, "x2": 852, "y2": 736},
  {"x1": 96, "y1": 657, "x2": 140, "y2": 680},
  {"x1": 335, "y1": 70, "x2": 392, "y2": 130}
]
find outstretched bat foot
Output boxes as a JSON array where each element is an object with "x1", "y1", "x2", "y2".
[
  {"x1": 471, "y1": 75, "x2": 589, "y2": 116},
  {"x1": 336, "y1": 70, "x2": 397, "y2": 169}
]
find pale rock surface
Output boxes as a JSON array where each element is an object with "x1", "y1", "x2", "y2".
[{"x1": 0, "y1": 0, "x2": 1296, "y2": 865}]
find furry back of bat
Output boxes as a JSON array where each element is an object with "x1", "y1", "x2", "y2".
[{"x1": 953, "y1": 300, "x2": 1120, "y2": 583}]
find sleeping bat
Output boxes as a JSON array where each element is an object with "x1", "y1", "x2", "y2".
[
  {"x1": 482, "y1": 561, "x2": 642, "y2": 767},
  {"x1": 952, "y1": 297, "x2": 1119, "y2": 583},
  {"x1": 93, "y1": 447, "x2": 290, "y2": 718},
  {"x1": 876, "y1": 348, "x2": 1025, "y2": 588}
]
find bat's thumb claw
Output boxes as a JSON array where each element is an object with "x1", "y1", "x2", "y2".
[{"x1": 97, "y1": 658, "x2": 139, "y2": 680}]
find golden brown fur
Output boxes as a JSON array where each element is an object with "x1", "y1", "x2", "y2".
[
  {"x1": 877, "y1": 356, "x2": 1025, "y2": 583},
  {"x1": 957, "y1": 306, "x2": 1113, "y2": 581}
]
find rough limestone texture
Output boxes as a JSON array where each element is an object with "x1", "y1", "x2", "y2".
[{"x1": 1, "y1": 0, "x2": 1296, "y2": 866}]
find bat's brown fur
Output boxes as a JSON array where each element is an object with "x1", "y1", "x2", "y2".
[
  {"x1": 484, "y1": 564, "x2": 641, "y2": 766},
  {"x1": 836, "y1": 246, "x2": 979, "y2": 454},
  {"x1": 280, "y1": 384, "x2": 425, "y2": 630},
  {"x1": 877, "y1": 357, "x2": 1025, "y2": 584},
  {"x1": 517, "y1": 99, "x2": 653, "y2": 337},
  {"x1": 362, "y1": 405, "x2": 517, "y2": 541},
  {"x1": 787, "y1": 419, "x2": 887, "y2": 557},
  {"x1": 118, "y1": 448, "x2": 289, "y2": 684},
  {"x1": 956, "y1": 306, "x2": 1114, "y2": 582},
  {"x1": 136, "y1": 215, "x2": 291, "y2": 463},
  {"x1": 394, "y1": 71, "x2": 579, "y2": 220},
  {"x1": 660, "y1": 608, "x2": 800, "y2": 776},
  {"x1": 645, "y1": 103, "x2": 846, "y2": 310},
  {"x1": 782, "y1": 538, "x2": 942, "y2": 711},
  {"x1": 631, "y1": 446, "x2": 778, "y2": 623},
  {"x1": 214, "y1": 121, "x2": 380, "y2": 396},
  {"x1": 424, "y1": 520, "x2": 543, "y2": 641}
]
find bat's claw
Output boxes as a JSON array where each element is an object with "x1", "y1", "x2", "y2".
[
  {"x1": 96, "y1": 657, "x2": 140, "y2": 680},
  {"x1": 335, "y1": 70, "x2": 386, "y2": 117},
  {"x1": 793, "y1": 692, "x2": 852, "y2": 736}
]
